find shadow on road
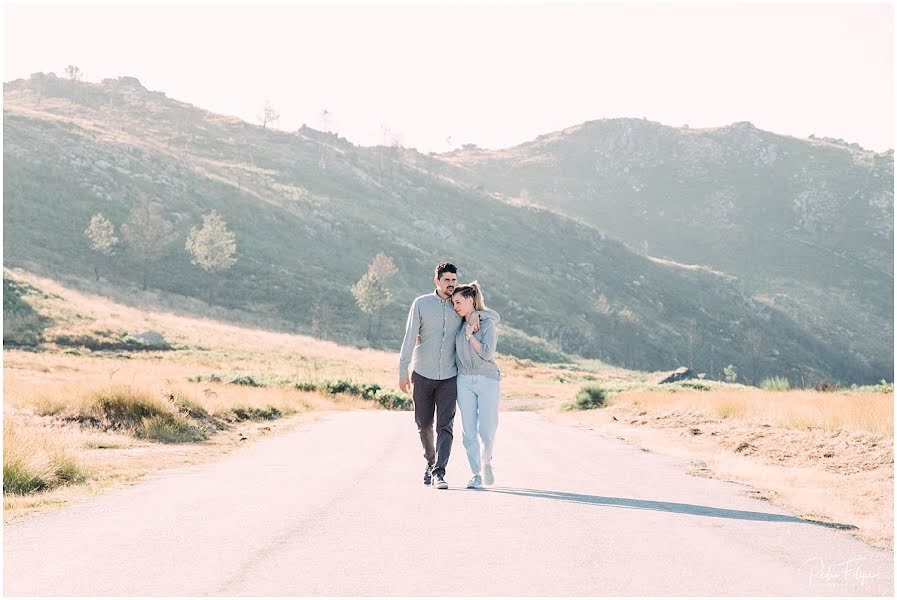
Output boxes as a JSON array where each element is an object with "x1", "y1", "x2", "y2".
[{"x1": 457, "y1": 487, "x2": 856, "y2": 530}]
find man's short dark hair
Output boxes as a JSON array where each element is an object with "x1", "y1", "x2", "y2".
[{"x1": 435, "y1": 262, "x2": 457, "y2": 279}]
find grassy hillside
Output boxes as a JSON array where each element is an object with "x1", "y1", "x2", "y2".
[
  {"x1": 2, "y1": 73, "x2": 889, "y2": 384},
  {"x1": 426, "y1": 118, "x2": 894, "y2": 382}
]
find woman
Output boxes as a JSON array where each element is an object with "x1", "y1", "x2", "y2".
[{"x1": 451, "y1": 281, "x2": 501, "y2": 489}]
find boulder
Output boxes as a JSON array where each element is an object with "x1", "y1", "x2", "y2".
[{"x1": 131, "y1": 330, "x2": 167, "y2": 347}]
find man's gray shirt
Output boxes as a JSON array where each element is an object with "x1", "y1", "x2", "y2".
[{"x1": 398, "y1": 289, "x2": 500, "y2": 381}]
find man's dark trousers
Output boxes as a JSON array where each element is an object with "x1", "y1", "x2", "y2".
[{"x1": 411, "y1": 371, "x2": 456, "y2": 477}]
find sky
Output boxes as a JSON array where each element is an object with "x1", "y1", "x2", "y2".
[{"x1": 2, "y1": 1, "x2": 894, "y2": 153}]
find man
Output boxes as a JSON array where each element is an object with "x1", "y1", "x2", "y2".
[{"x1": 399, "y1": 262, "x2": 499, "y2": 489}]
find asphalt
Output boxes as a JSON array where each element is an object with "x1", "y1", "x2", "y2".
[{"x1": 4, "y1": 411, "x2": 893, "y2": 595}]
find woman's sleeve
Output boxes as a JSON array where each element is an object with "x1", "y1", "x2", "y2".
[{"x1": 475, "y1": 320, "x2": 497, "y2": 361}]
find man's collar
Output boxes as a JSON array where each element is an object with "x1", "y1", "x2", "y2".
[{"x1": 433, "y1": 288, "x2": 450, "y2": 301}]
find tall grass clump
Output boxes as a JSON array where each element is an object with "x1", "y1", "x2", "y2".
[
  {"x1": 3, "y1": 423, "x2": 86, "y2": 495},
  {"x1": 78, "y1": 386, "x2": 171, "y2": 429},
  {"x1": 75, "y1": 386, "x2": 206, "y2": 443},
  {"x1": 563, "y1": 385, "x2": 608, "y2": 410},
  {"x1": 850, "y1": 380, "x2": 894, "y2": 394},
  {"x1": 760, "y1": 376, "x2": 791, "y2": 391},
  {"x1": 141, "y1": 414, "x2": 207, "y2": 443}
]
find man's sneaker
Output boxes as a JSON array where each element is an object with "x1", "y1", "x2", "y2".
[
  {"x1": 467, "y1": 475, "x2": 483, "y2": 489},
  {"x1": 433, "y1": 473, "x2": 448, "y2": 489},
  {"x1": 483, "y1": 464, "x2": 495, "y2": 485},
  {"x1": 423, "y1": 466, "x2": 433, "y2": 486}
]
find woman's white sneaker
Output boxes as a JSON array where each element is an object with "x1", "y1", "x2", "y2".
[
  {"x1": 466, "y1": 475, "x2": 483, "y2": 489},
  {"x1": 483, "y1": 464, "x2": 494, "y2": 485}
]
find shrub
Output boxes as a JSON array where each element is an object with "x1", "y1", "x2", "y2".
[
  {"x1": 294, "y1": 381, "x2": 320, "y2": 392},
  {"x1": 229, "y1": 375, "x2": 263, "y2": 387},
  {"x1": 230, "y1": 406, "x2": 283, "y2": 421},
  {"x1": 373, "y1": 389, "x2": 412, "y2": 411},
  {"x1": 324, "y1": 379, "x2": 361, "y2": 396},
  {"x1": 679, "y1": 381, "x2": 711, "y2": 391},
  {"x1": 563, "y1": 385, "x2": 607, "y2": 410},
  {"x1": 760, "y1": 376, "x2": 790, "y2": 391},
  {"x1": 361, "y1": 382, "x2": 382, "y2": 400},
  {"x1": 815, "y1": 378, "x2": 841, "y2": 392}
]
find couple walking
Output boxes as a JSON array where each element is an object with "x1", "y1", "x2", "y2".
[{"x1": 398, "y1": 262, "x2": 501, "y2": 490}]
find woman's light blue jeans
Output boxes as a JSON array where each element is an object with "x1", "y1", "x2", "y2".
[{"x1": 456, "y1": 374, "x2": 500, "y2": 476}]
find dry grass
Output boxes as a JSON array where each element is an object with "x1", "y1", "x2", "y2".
[
  {"x1": 3, "y1": 421, "x2": 87, "y2": 495},
  {"x1": 611, "y1": 388, "x2": 893, "y2": 436},
  {"x1": 551, "y1": 386, "x2": 894, "y2": 549}
]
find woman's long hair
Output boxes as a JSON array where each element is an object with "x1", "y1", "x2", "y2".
[{"x1": 452, "y1": 281, "x2": 486, "y2": 311}]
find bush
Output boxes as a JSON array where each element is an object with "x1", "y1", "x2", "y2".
[
  {"x1": 760, "y1": 376, "x2": 790, "y2": 391},
  {"x1": 229, "y1": 375, "x2": 263, "y2": 387},
  {"x1": 563, "y1": 385, "x2": 607, "y2": 410},
  {"x1": 294, "y1": 381, "x2": 320, "y2": 392},
  {"x1": 373, "y1": 389, "x2": 413, "y2": 411},
  {"x1": 815, "y1": 378, "x2": 841, "y2": 392},
  {"x1": 678, "y1": 381, "x2": 711, "y2": 391},
  {"x1": 361, "y1": 382, "x2": 382, "y2": 400},
  {"x1": 324, "y1": 379, "x2": 361, "y2": 396},
  {"x1": 230, "y1": 406, "x2": 283, "y2": 421}
]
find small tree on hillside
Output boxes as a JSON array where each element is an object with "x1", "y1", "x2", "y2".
[
  {"x1": 594, "y1": 293, "x2": 613, "y2": 315},
  {"x1": 368, "y1": 252, "x2": 398, "y2": 279},
  {"x1": 723, "y1": 364, "x2": 738, "y2": 383},
  {"x1": 185, "y1": 211, "x2": 238, "y2": 305},
  {"x1": 258, "y1": 100, "x2": 280, "y2": 129},
  {"x1": 121, "y1": 193, "x2": 177, "y2": 291},
  {"x1": 64, "y1": 65, "x2": 82, "y2": 81},
  {"x1": 352, "y1": 253, "x2": 399, "y2": 341},
  {"x1": 85, "y1": 213, "x2": 118, "y2": 282}
]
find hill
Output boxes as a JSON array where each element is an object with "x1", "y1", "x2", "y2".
[
  {"x1": 425, "y1": 118, "x2": 894, "y2": 381},
  {"x1": 2, "y1": 73, "x2": 890, "y2": 384}
]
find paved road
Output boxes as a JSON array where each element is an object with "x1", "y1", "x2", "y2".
[{"x1": 5, "y1": 411, "x2": 893, "y2": 596}]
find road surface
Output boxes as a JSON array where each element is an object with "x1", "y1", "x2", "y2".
[{"x1": 5, "y1": 411, "x2": 893, "y2": 595}]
